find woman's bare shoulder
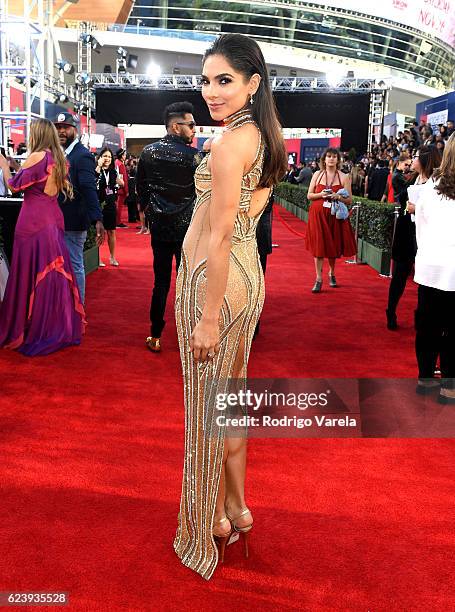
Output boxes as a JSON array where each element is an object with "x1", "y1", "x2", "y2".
[
  {"x1": 22, "y1": 151, "x2": 46, "y2": 169},
  {"x1": 212, "y1": 123, "x2": 259, "y2": 154}
]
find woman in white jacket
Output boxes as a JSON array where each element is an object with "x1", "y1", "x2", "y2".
[{"x1": 413, "y1": 134, "x2": 455, "y2": 403}]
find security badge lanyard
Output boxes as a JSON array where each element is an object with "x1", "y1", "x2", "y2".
[{"x1": 103, "y1": 169, "x2": 113, "y2": 196}]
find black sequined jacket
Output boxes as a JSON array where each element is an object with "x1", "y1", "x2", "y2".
[{"x1": 136, "y1": 134, "x2": 201, "y2": 242}]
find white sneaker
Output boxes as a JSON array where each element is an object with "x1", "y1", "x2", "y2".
[
  {"x1": 99, "y1": 261, "x2": 106, "y2": 267},
  {"x1": 109, "y1": 257, "x2": 119, "y2": 266}
]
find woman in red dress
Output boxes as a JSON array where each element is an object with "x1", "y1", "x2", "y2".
[{"x1": 306, "y1": 148, "x2": 357, "y2": 292}]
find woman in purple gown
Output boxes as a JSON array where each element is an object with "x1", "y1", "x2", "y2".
[{"x1": 0, "y1": 118, "x2": 85, "y2": 356}]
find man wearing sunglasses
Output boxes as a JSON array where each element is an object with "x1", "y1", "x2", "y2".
[{"x1": 136, "y1": 101, "x2": 200, "y2": 353}]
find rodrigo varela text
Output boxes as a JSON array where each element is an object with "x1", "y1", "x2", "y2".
[{"x1": 216, "y1": 415, "x2": 357, "y2": 428}]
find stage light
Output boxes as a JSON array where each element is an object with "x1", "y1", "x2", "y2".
[
  {"x1": 15, "y1": 75, "x2": 37, "y2": 87},
  {"x1": 79, "y1": 33, "x2": 102, "y2": 53},
  {"x1": 117, "y1": 47, "x2": 128, "y2": 58},
  {"x1": 76, "y1": 72, "x2": 93, "y2": 87},
  {"x1": 146, "y1": 62, "x2": 161, "y2": 80},
  {"x1": 326, "y1": 71, "x2": 342, "y2": 88},
  {"x1": 55, "y1": 59, "x2": 74, "y2": 74},
  {"x1": 116, "y1": 59, "x2": 127, "y2": 74},
  {"x1": 53, "y1": 93, "x2": 68, "y2": 103},
  {"x1": 127, "y1": 54, "x2": 138, "y2": 70}
]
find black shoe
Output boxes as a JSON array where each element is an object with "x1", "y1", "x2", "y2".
[
  {"x1": 416, "y1": 379, "x2": 440, "y2": 395},
  {"x1": 329, "y1": 274, "x2": 337, "y2": 288},
  {"x1": 312, "y1": 280, "x2": 322, "y2": 293},
  {"x1": 116, "y1": 223, "x2": 128, "y2": 228},
  {"x1": 386, "y1": 309, "x2": 398, "y2": 330}
]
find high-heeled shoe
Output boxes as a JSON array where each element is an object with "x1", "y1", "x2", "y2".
[
  {"x1": 312, "y1": 280, "x2": 322, "y2": 293},
  {"x1": 226, "y1": 508, "x2": 253, "y2": 558},
  {"x1": 213, "y1": 516, "x2": 232, "y2": 563}
]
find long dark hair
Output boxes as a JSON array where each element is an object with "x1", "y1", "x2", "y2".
[
  {"x1": 203, "y1": 34, "x2": 287, "y2": 188},
  {"x1": 417, "y1": 144, "x2": 442, "y2": 179},
  {"x1": 98, "y1": 147, "x2": 115, "y2": 171}
]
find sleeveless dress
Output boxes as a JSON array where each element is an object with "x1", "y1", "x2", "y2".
[
  {"x1": 0, "y1": 150, "x2": 85, "y2": 356},
  {"x1": 174, "y1": 110, "x2": 268, "y2": 580},
  {"x1": 306, "y1": 171, "x2": 357, "y2": 258}
]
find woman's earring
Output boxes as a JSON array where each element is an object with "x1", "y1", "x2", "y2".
[{"x1": 250, "y1": 94, "x2": 254, "y2": 105}]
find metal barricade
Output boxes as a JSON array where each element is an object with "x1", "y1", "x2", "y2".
[
  {"x1": 379, "y1": 204, "x2": 400, "y2": 278},
  {"x1": 345, "y1": 201, "x2": 361, "y2": 264}
]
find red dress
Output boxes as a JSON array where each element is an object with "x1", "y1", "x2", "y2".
[{"x1": 306, "y1": 171, "x2": 357, "y2": 258}]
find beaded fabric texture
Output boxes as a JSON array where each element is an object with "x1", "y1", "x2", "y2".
[{"x1": 173, "y1": 109, "x2": 268, "y2": 579}]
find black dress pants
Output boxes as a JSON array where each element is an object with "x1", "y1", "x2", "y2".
[
  {"x1": 150, "y1": 238, "x2": 182, "y2": 337},
  {"x1": 387, "y1": 259, "x2": 414, "y2": 314},
  {"x1": 415, "y1": 284, "x2": 455, "y2": 386}
]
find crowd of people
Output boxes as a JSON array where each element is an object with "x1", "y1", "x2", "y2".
[
  {"x1": 285, "y1": 118, "x2": 454, "y2": 201},
  {"x1": 0, "y1": 32, "x2": 453, "y2": 580}
]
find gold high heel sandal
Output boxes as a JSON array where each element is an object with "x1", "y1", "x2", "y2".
[
  {"x1": 226, "y1": 508, "x2": 253, "y2": 558},
  {"x1": 213, "y1": 516, "x2": 232, "y2": 563}
]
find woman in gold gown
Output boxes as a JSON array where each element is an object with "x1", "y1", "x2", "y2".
[{"x1": 174, "y1": 33, "x2": 287, "y2": 580}]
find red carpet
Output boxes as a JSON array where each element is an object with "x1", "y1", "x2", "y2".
[{"x1": 0, "y1": 207, "x2": 453, "y2": 611}]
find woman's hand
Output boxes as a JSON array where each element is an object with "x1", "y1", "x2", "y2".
[
  {"x1": 406, "y1": 202, "x2": 415, "y2": 214},
  {"x1": 190, "y1": 317, "x2": 220, "y2": 362}
]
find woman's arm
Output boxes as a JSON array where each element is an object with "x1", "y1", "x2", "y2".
[
  {"x1": 0, "y1": 153, "x2": 12, "y2": 186},
  {"x1": 307, "y1": 171, "x2": 322, "y2": 200},
  {"x1": 190, "y1": 131, "x2": 246, "y2": 362},
  {"x1": 0, "y1": 151, "x2": 45, "y2": 192}
]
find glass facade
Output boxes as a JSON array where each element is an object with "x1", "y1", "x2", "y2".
[{"x1": 128, "y1": 1, "x2": 455, "y2": 88}]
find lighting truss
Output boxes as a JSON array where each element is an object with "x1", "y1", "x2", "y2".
[{"x1": 90, "y1": 74, "x2": 390, "y2": 93}]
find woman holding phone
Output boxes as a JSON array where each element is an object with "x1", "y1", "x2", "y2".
[
  {"x1": 95, "y1": 147, "x2": 123, "y2": 266},
  {"x1": 306, "y1": 148, "x2": 356, "y2": 292}
]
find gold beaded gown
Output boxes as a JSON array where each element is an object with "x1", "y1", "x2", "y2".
[{"x1": 174, "y1": 109, "x2": 269, "y2": 580}]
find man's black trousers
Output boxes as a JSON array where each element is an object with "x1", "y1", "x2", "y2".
[{"x1": 150, "y1": 237, "x2": 182, "y2": 338}]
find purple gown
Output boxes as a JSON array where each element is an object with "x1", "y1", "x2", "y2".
[{"x1": 0, "y1": 150, "x2": 85, "y2": 356}]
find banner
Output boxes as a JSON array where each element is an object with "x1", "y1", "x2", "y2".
[{"x1": 309, "y1": 0, "x2": 455, "y2": 47}]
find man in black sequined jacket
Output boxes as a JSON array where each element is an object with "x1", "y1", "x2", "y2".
[{"x1": 136, "y1": 101, "x2": 200, "y2": 352}]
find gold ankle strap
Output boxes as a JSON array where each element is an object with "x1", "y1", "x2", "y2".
[{"x1": 229, "y1": 508, "x2": 251, "y2": 522}]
